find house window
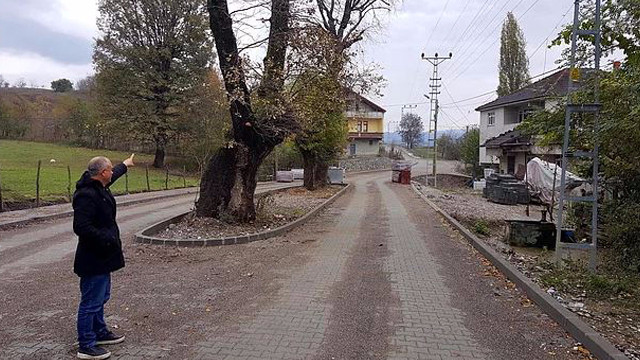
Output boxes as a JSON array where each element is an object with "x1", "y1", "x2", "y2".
[
  {"x1": 363, "y1": 121, "x2": 368, "y2": 132},
  {"x1": 487, "y1": 112, "x2": 495, "y2": 126},
  {"x1": 518, "y1": 108, "x2": 534, "y2": 123},
  {"x1": 357, "y1": 121, "x2": 362, "y2": 132}
]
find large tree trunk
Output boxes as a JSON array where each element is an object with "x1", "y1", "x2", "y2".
[
  {"x1": 152, "y1": 133, "x2": 167, "y2": 168},
  {"x1": 196, "y1": 143, "x2": 271, "y2": 221},
  {"x1": 301, "y1": 151, "x2": 329, "y2": 190},
  {"x1": 198, "y1": 0, "x2": 292, "y2": 221}
]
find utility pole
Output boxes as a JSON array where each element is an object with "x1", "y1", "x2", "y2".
[
  {"x1": 555, "y1": 0, "x2": 602, "y2": 271},
  {"x1": 422, "y1": 52, "x2": 452, "y2": 187}
]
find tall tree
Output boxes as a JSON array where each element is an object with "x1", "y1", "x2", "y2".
[
  {"x1": 51, "y1": 78, "x2": 73, "y2": 92},
  {"x1": 459, "y1": 127, "x2": 479, "y2": 171},
  {"x1": 196, "y1": 0, "x2": 297, "y2": 221},
  {"x1": 290, "y1": 0, "x2": 393, "y2": 190},
  {"x1": 75, "y1": 75, "x2": 96, "y2": 93},
  {"x1": 398, "y1": 112, "x2": 423, "y2": 149},
  {"x1": 287, "y1": 26, "x2": 348, "y2": 190},
  {"x1": 437, "y1": 133, "x2": 461, "y2": 160},
  {"x1": 497, "y1": 12, "x2": 530, "y2": 96},
  {"x1": 94, "y1": 0, "x2": 213, "y2": 168},
  {"x1": 0, "y1": 75, "x2": 8, "y2": 88},
  {"x1": 291, "y1": 67, "x2": 348, "y2": 190},
  {"x1": 178, "y1": 70, "x2": 229, "y2": 175}
]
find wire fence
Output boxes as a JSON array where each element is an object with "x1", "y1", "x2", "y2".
[{"x1": 0, "y1": 162, "x2": 196, "y2": 212}]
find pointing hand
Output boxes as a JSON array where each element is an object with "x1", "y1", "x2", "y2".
[{"x1": 123, "y1": 153, "x2": 135, "y2": 167}]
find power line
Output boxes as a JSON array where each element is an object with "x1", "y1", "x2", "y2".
[
  {"x1": 447, "y1": 0, "x2": 493, "y2": 55},
  {"x1": 440, "y1": 95, "x2": 495, "y2": 108},
  {"x1": 407, "y1": 0, "x2": 454, "y2": 107},
  {"x1": 527, "y1": 4, "x2": 573, "y2": 60},
  {"x1": 445, "y1": 0, "x2": 535, "y2": 78},
  {"x1": 447, "y1": 0, "x2": 543, "y2": 84},
  {"x1": 442, "y1": 83, "x2": 470, "y2": 122},
  {"x1": 381, "y1": 101, "x2": 429, "y2": 108},
  {"x1": 435, "y1": 66, "x2": 562, "y2": 118},
  {"x1": 446, "y1": 0, "x2": 512, "y2": 66},
  {"x1": 440, "y1": 0, "x2": 474, "y2": 46},
  {"x1": 445, "y1": 0, "x2": 531, "y2": 79},
  {"x1": 438, "y1": 108, "x2": 466, "y2": 130},
  {"x1": 423, "y1": 0, "x2": 453, "y2": 53},
  {"x1": 439, "y1": 90, "x2": 496, "y2": 106}
]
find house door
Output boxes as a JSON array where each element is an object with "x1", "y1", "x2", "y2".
[
  {"x1": 349, "y1": 143, "x2": 357, "y2": 156},
  {"x1": 507, "y1": 156, "x2": 516, "y2": 174}
]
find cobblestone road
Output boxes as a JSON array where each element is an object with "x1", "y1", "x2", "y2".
[{"x1": 0, "y1": 172, "x2": 583, "y2": 359}]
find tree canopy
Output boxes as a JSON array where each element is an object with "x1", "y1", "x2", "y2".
[
  {"x1": 94, "y1": 0, "x2": 213, "y2": 168},
  {"x1": 520, "y1": 0, "x2": 640, "y2": 270},
  {"x1": 497, "y1": 12, "x2": 530, "y2": 96},
  {"x1": 398, "y1": 112, "x2": 423, "y2": 149},
  {"x1": 51, "y1": 78, "x2": 73, "y2": 92}
]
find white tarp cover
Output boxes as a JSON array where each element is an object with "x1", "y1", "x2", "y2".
[{"x1": 525, "y1": 157, "x2": 587, "y2": 205}]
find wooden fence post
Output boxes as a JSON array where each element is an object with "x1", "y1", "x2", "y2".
[
  {"x1": 145, "y1": 165, "x2": 150, "y2": 192},
  {"x1": 182, "y1": 165, "x2": 187, "y2": 188},
  {"x1": 0, "y1": 164, "x2": 4, "y2": 212},
  {"x1": 165, "y1": 167, "x2": 169, "y2": 190},
  {"x1": 36, "y1": 160, "x2": 42, "y2": 208},
  {"x1": 67, "y1": 165, "x2": 72, "y2": 201}
]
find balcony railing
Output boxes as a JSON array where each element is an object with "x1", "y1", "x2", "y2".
[
  {"x1": 345, "y1": 111, "x2": 384, "y2": 119},
  {"x1": 348, "y1": 132, "x2": 383, "y2": 139}
]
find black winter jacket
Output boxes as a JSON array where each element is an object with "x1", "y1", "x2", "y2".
[{"x1": 72, "y1": 163, "x2": 127, "y2": 277}]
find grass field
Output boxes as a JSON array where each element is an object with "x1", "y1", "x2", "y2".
[
  {"x1": 410, "y1": 147, "x2": 436, "y2": 159},
  {"x1": 0, "y1": 140, "x2": 200, "y2": 206}
]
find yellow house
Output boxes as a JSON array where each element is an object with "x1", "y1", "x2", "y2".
[{"x1": 345, "y1": 90, "x2": 386, "y2": 156}]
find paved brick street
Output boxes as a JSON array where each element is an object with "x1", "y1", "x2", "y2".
[{"x1": 0, "y1": 172, "x2": 585, "y2": 359}]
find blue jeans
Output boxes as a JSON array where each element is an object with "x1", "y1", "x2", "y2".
[{"x1": 77, "y1": 274, "x2": 111, "y2": 348}]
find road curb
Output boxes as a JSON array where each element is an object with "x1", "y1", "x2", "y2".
[
  {"x1": 346, "y1": 168, "x2": 391, "y2": 175},
  {"x1": 134, "y1": 183, "x2": 352, "y2": 247},
  {"x1": 410, "y1": 182, "x2": 629, "y2": 360},
  {"x1": 0, "y1": 188, "x2": 199, "y2": 230}
]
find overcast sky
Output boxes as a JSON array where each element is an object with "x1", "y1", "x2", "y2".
[{"x1": 0, "y1": 0, "x2": 575, "y2": 130}]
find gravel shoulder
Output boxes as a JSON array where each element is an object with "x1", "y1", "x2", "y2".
[
  {"x1": 414, "y1": 182, "x2": 640, "y2": 359},
  {"x1": 0, "y1": 188, "x2": 353, "y2": 359}
]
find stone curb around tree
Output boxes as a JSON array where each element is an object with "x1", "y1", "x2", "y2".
[
  {"x1": 134, "y1": 183, "x2": 352, "y2": 247},
  {"x1": 410, "y1": 182, "x2": 629, "y2": 360},
  {"x1": 0, "y1": 188, "x2": 200, "y2": 231}
]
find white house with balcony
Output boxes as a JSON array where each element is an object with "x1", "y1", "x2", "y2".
[{"x1": 476, "y1": 69, "x2": 572, "y2": 177}]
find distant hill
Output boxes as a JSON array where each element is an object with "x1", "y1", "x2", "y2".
[
  {"x1": 0, "y1": 87, "x2": 86, "y2": 103},
  {"x1": 0, "y1": 87, "x2": 88, "y2": 142},
  {"x1": 383, "y1": 129, "x2": 466, "y2": 146}
]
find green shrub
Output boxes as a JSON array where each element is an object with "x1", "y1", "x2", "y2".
[
  {"x1": 473, "y1": 220, "x2": 490, "y2": 236},
  {"x1": 601, "y1": 200, "x2": 640, "y2": 272}
]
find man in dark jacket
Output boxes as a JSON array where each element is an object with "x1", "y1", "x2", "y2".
[{"x1": 73, "y1": 154, "x2": 134, "y2": 360}]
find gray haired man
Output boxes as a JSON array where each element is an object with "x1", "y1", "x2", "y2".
[{"x1": 73, "y1": 154, "x2": 134, "y2": 359}]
